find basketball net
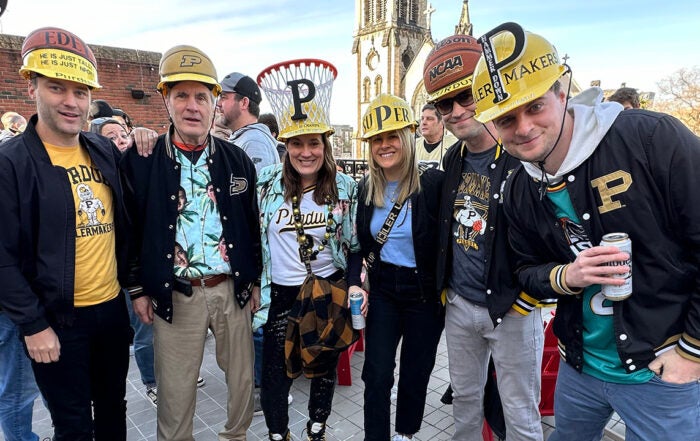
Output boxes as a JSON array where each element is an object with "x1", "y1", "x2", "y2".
[{"x1": 257, "y1": 59, "x2": 337, "y2": 137}]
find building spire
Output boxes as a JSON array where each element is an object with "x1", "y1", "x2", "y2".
[
  {"x1": 424, "y1": 2, "x2": 436, "y2": 30},
  {"x1": 455, "y1": 0, "x2": 473, "y2": 35}
]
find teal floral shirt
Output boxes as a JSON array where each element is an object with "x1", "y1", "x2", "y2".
[
  {"x1": 253, "y1": 164, "x2": 360, "y2": 330},
  {"x1": 173, "y1": 148, "x2": 229, "y2": 278}
]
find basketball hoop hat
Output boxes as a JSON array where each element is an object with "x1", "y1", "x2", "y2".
[{"x1": 257, "y1": 59, "x2": 337, "y2": 141}]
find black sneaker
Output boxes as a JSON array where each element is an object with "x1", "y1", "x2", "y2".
[
  {"x1": 268, "y1": 429, "x2": 290, "y2": 441},
  {"x1": 146, "y1": 387, "x2": 158, "y2": 406},
  {"x1": 197, "y1": 376, "x2": 205, "y2": 387},
  {"x1": 304, "y1": 421, "x2": 326, "y2": 441}
]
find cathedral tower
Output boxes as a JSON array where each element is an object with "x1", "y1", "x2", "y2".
[{"x1": 352, "y1": 0, "x2": 433, "y2": 156}]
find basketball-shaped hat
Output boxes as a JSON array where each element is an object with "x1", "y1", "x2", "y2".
[
  {"x1": 19, "y1": 27, "x2": 101, "y2": 89},
  {"x1": 423, "y1": 34, "x2": 482, "y2": 102}
]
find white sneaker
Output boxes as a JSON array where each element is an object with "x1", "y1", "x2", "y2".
[{"x1": 391, "y1": 435, "x2": 412, "y2": 441}]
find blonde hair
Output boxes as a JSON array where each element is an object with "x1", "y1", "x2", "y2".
[{"x1": 364, "y1": 127, "x2": 420, "y2": 207}]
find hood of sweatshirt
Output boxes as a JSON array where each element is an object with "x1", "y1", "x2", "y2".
[{"x1": 522, "y1": 87, "x2": 623, "y2": 182}]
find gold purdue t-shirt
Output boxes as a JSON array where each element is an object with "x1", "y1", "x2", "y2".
[{"x1": 44, "y1": 143, "x2": 120, "y2": 307}]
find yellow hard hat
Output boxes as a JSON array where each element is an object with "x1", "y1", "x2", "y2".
[
  {"x1": 361, "y1": 94, "x2": 416, "y2": 141},
  {"x1": 19, "y1": 27, "x2": 101, "y2": 89},
  {"x1": 157, "y1": 45, "x2": 221, "y2": 97},
  {"x1": 278, "y1": 101, "x2": 334, "y2": 141},
  {"x1": 473, "y1": 22, "x2": 567, "y2": 123}
]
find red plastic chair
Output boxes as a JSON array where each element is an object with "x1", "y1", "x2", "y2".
[{"x1": 337, "y1": 329, "x2": 364, "y2": 386}]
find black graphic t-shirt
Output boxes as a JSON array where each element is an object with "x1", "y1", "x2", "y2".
[{"x1": 449, "y1": 147, "x2": 493, "y2": 304}]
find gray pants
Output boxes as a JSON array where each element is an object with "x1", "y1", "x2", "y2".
[{"x1": 445, "y1": 289, "x2": 544, "y2": 441}]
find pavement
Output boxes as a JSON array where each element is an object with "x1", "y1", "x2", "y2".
[{"x1": 26, "y1": 331, "x2": 626, "y2": 441}]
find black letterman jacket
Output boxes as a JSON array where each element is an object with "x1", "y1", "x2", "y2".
[
  {"x1": 0, "y1": 115, "x2": 129, "y2": 335},
  {"x1": 504, "y1": 110, "x2": 700, "y2": 372},
  {"x1": 436, "y1": 141, "x2": 546, "y2": 326},
  {"x1": 121, "y1": 128, "x2": 262, "y2": 322}
]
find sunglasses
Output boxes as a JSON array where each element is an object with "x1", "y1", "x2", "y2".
[{"x1": 434, "y1": 91, "x2": 475, "y2": 116}]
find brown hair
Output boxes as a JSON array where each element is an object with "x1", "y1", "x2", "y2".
[{"x1": 282, "y1": 134, "x2": 338, "y2": 205}]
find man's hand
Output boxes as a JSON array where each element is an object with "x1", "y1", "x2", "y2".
[
  {"x1": 565, "y1": 246, "x2": 629, "y2": 289},
  {"x1": 250, "y1": 286, "x2": 261, "y2": 314},
  {"x1": 649, "y1": 349, "x2": 700, "y2": 384},
  {"x1": 24, "y1": 327, "x2": 60, "y2": 363},
  {"x1": 348, "y1": 285, "x2": 369, "y2": 317},
  {"x1": 131, "y1": 127, "x2": 159, "y2": 157},
  {"x1": 133, "y1": 296, "x2": 154, "y2": 324}
]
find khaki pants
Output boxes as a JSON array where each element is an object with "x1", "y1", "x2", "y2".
[{"x1": 154, "y1": 279, "x2": 254, "y2": 441}]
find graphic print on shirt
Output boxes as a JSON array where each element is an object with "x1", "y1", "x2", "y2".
[
  {"x1": 76, "y1": 183, "x2": 106, "y2": 227},
  {"x1": 453, "y1": 172, "x2": 489, "y2": 251},
  {"x1": 173, "y1": 148, "x2": 229, "y2": 278}
]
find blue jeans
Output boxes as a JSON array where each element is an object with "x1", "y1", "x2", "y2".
[
  {"x1": 0, "y1": 312, "x2": 40, "y2": 441},
  {"x1": 125, "y1": 291, "x2": 156, "y2": 387},
  {"x1": 549, "y1": 361, "x2": 700, "y2": 441},
  {"x1": 362, "y1": 264, "x2": 444, "y2": 440},
  {"x1": 253, "y1": 327, "x2": 263, "y2": 387},
  {"x1": 445, "y1": 290, "x2": 544, "y2": 441}
]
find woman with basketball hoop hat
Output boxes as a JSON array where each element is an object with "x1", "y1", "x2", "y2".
[{"x1": 255, "y1": 59, "x2": 366, "y2": 441}]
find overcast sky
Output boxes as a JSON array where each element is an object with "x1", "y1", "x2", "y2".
[{"x1": 1, "y1": 0, "x2": 697, "y2": 125}]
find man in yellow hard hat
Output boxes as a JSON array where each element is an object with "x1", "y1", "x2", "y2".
[
  {"x1": 473, "y1": 21, "x2": 700, "y2": 441},
  {"x1": 425, "y1": 33, "x2": 547, "y2": 441},
  {"x1": 0, "y1": 27, "x2": 132, "y2": 440},
  {"x1": 122, "y1": 44, "x2": 261, "y2": 441}
]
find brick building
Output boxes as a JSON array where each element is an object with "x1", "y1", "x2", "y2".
[{"x1": 0, "y1": 33, "x2": 170, "y2": 131}]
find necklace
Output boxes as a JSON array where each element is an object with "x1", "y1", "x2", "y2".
[{"x1": 291, "y1": 194, "x2": 335, "y2": 262}]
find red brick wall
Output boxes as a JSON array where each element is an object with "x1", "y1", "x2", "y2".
[{"x1": 0, "y1": 34, "x2": 170, "y2": 132}]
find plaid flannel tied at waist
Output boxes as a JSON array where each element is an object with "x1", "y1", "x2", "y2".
[{"x1": 284, "y1": 273, "x2": 359, "y2": 379}]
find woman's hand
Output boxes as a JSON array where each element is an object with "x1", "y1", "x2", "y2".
[{"x1": 348, "y1": 285, "x2": 369, "y2": 317}]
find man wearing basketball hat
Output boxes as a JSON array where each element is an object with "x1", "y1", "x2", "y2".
[
  {"x1": 473, "y1": 22, "x2": 700, "y2": 440},
  {"x1": 425, "y1": 34, "x2": 546, "y2": 440},
  {"x1": 0, "y1": 27, "x2": 132, "y2": 440},
  {"x1": 122, "y1": 44, "x2": 261, "y2": 441}
]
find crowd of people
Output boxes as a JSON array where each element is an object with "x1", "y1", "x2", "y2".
[{"x1": 0, "y1": 21, "x2": 698, "y2": 441}]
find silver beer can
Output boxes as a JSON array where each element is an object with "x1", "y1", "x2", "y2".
[
  {"x1": 600, "y1": 232, "x2": 632, "y2": 301},
  {"x1": 349, "y1": 291, "x2": 365, "y2": 329}
]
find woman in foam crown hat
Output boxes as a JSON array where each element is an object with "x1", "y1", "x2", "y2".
[{"x1": 255, "y1": 59, "x2": 366, "y2": 441}]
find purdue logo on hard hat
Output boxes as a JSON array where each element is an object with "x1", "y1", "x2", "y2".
[
  {"x1": 472, "y1": 22, "x2": 567, "y2": 123},
  {"x1": 180, "y1": 55, "x2": 202, "y2": 67},
  {"x1": 361, "y1": 94, "x2": 416, "y2": 141}
]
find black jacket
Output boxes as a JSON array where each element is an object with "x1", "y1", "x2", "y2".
[
  {"x1": 0, "y1": 115, "x2": 129, "y2": 336},
  {"x1": 356, "y1": 168, "x2": 443, "y2": 301},
  {"x1": 505, "y1": 110, "x2": 700, "y2": 371},
  {"x1": 436, "y1": 141, "x2": 534, "y2": 325},
  {"x1": 121, "y1": 129, "x2": 262, "y2": 322}
]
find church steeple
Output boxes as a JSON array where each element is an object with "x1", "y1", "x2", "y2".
[{"x1": 455, "y1": 0, "x2": 473, "y2": 35}]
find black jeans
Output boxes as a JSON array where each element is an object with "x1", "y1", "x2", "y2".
[
  {"x1": 362, "y1": 263, "x2": 444, "y2": 440},
  {"x1": 31, "y1": 291, "x2": 132, "y2": 441},
  {"x1": 261, "y1": 282, "x2": 339, "y2": 434}
]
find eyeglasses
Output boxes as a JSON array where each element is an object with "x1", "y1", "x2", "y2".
[{"x1": 434, "y1": 91, "x2": 475, "y2": 116}]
